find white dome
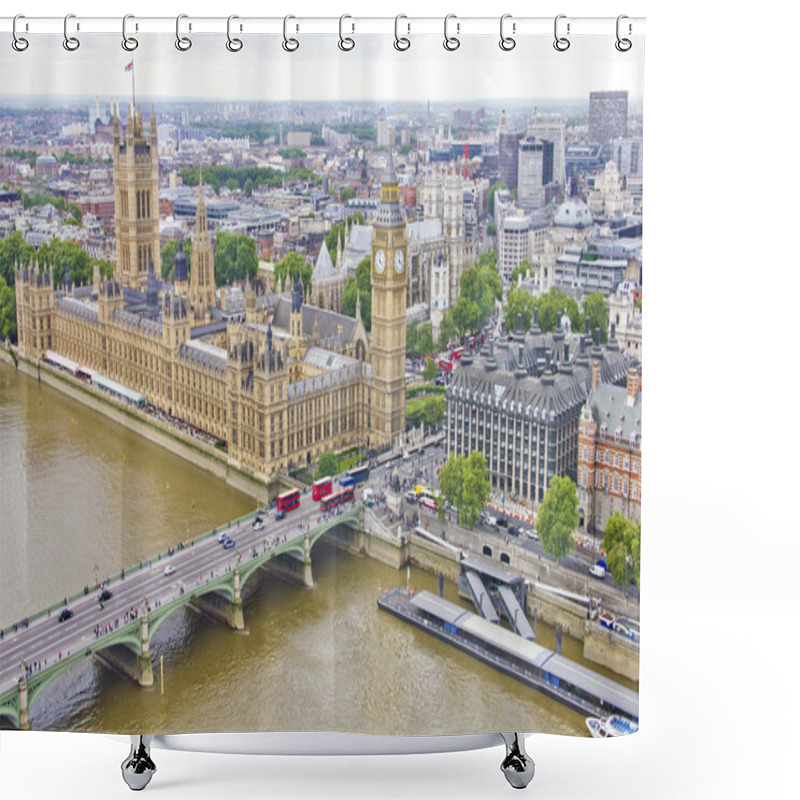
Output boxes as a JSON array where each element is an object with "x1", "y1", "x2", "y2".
[{"x1": 554, "y1": 197, "x2": 593, "y2": 229}]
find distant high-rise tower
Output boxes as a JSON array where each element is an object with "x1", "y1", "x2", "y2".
[
  {"x1": 498, "y1": 113, "x2": 524, "y2": 191},
  {"x1": 113, "y1": 103, "x2": 161, "y2": 290},
  {"x1": 188, "y1": 177, "x2": 216, "y2": 321},
  {"x1": 517, "y1": 138, "x2": 553, "y2": 211},
  {"x1": 370, "y1": 153, "x2": 407, "y2": 449},
  {"x1": 588, "y1": 91, "x2": 628, "y2": 152},
  {"x1": 528, "y1": 118, "x2": 566, "y2": 188}
]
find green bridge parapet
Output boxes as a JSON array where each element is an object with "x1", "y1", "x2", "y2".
[{"x1": 0, "y1": 506, "x2": 361, "y2": 729}]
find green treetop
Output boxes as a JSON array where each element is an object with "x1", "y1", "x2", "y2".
[
  {"x1": 437, "y1": 452, "x2": 491, "y2": 528},
  {"x1": 538, "y1": 475, "x2": 579, "y2": 562},
  {"x1": 602, "y1": 512, "x2": 641, "y2": 593}
]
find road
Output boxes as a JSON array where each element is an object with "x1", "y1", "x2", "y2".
[{"x1": 0, "y1": 490, "x2": 345, "y2": 696}]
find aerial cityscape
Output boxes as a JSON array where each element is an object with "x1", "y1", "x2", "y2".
[{"x1": 0, "y1": 71, "x2": 642, "y2": 742}]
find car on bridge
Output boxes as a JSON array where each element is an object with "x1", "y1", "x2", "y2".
[
  {"x1": 99, "y1": 588, "x2": 113, "y2": 602},
  {"x1": 275, "y1": 509, "x2": 286, "y2": 521},
  {"x1": 224, "y1": 539, "x2": 236, "y2": 549},
  {"x1": 164, "y1": 565, "x2": 176, "y2": 577},
  {"x1": 58, "y1": 608, "x2": 74, "y2": 622},
  {"x1": 253, "y1": 518, "x2": 264, "y2": 531},
  {"x1": 218, "y1": 532, "x2": 230, "y2": 543}
]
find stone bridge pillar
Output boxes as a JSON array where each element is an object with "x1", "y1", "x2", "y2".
[
  {"x1": 138, "y1": 610, "x2": 155, "y2": 687},
  {"x1": 189, "y1": 572, "x2": 244, "y2": 630},
  {"x1": 231, "y1": 567, "x2": 245, "y2": 630},
  {"x1": 303, "y1": 528, "x2": 314, "y2": 588},
  {"x1": 18, "y1": 677, "x2": 30, "y2": 730}
]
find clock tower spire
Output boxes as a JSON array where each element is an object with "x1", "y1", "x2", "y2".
[{"x1": 370, "y1": 152, "x2": 407, "y2": 449}]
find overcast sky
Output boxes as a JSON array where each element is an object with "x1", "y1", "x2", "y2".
[{"x1": 1, "y1": 33, "x2": 643, "y2": 106}]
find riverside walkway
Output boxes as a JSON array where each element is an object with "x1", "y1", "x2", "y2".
[{"x1": 0, "y1": 497, "x2": 360, "y2": 729}]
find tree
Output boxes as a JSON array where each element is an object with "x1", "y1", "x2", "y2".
[
  {"x1": 437, "y1": 310, "x2": 459, "y2": 349},
  {"x1": 315, "y1": 451, "x2": 339, "y2": 479},
  {"x1": 340, "y1": 186, "x2": 355, "y2": 202},
  {"x1": 532, "y1": 288, "x2": 582, "y2": 334},
  {"x1": 274, "y1": 250, "x2": 311, "y2": 295},
  {"x1": 538, "y1": 476, "x2": 579, "y2": 562},
  {"x1": 407, "y1": 395, "x2": 445, "y2": 432},
  {"x1": 0, "y1": 231, "x2": 35, "y2": 286},
  {"x1": 422, "y1": 357, "x2": 439, "y2": 382},
  {"x1": 451, "y1": 295, "x2": 481, "y2": 337},
  {"x1": 215, "y1": 232, "x2": 258, "y2": 287},
  {"x1": 243, "y1": 178, "x2": 254, "y2": 197},
  {"x1": 511, "y1": 259, "x2": 531, "y2": 285},
  {"x1": 35, "y1": 239, "x2": 112, "y2": 288},
  {"x1": 406, "y1": 322, "x2": 434, "y2": 358},
  {"x1": 437, "y1": 452, "x2": 491, "y2": 528},
  {"x1": 503, "y1": 288, "x2": 537, "y2": 334},
  {"x1": 582, "y1": 292, "x2": 608, "y2": 343},
  {"x1": 602, "y1": 513, "x2": 640, "y2": 593},
  {"x1": 0, "y1": 275, "x2": 16, "y2": 342},
  {"x1": 341, "y1": 255, "x2": 371, "y2": 330},
  {"x1": 161, "y1": 237, "x2": 192, "y2": 280}
]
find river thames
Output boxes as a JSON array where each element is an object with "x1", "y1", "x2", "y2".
[{"x1": 0, "y1": 361, "x2": 594, "y2": 736}]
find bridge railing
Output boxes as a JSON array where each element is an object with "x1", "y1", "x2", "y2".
[{"x1": 0, "y1": 506, "x2": 265, "y2": 637}]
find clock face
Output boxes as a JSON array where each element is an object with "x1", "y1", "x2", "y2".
[
  {"x1": 394, "y1": 249, "x2": 405, "y2": 274},
  {"x1": 374, "y1": 249, "x2": 386, "y2": 274}
]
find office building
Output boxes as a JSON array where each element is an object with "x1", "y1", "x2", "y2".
[{"x1": 588, "y1": 91, "x2": 628, "y2": 152}]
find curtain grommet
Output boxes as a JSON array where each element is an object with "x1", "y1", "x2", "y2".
[
  {"x1": 283, "y1": 15, "x2": 299, "y2": 52},
  {"x1": 444, "y1": 14, "x2": 460, "y2": 51},
  {"x1": 63, "y1": 14, "x2": 80, "y2": 52},
  {"x1": 175, "y1": 14, "x2": 192, "y2": 51}
]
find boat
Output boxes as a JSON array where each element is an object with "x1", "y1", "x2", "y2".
[{"x1": 585, "y1": 714, "x2": 639, "y2": 738}]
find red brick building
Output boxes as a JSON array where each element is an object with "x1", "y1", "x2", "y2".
[{"x1": 578, "y1": 365, "x2": 642, "y2": 534}]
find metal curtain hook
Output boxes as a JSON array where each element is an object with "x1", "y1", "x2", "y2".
[
  {"x1": 63, "y1": 13, "x2": 80, "y2": 51},
  {"x1": 175, "y1": 14, "x2": 192, "y2": 51},
  {"x1": 444, "y1": 14, "x2": 460, "y2": 51},
  {"x1": 122, "y1": 14, "x2": 138, "y2": 52},
  {"x1": 226, "y1": 15, "x2": 243, "y2": 52},
  {"x1": 394, "y1": 15, "x2": 410, "y2": 51},
  {"x1": 283, "y1": 15, "x2": 299, "y2": 52},
  {"x1": 615, "y1": 15, "x2": 632, "y2": 52},
  {"x1": 499, "y1": 14, "x2": 516, "y2": 51},
  {"x1": 338, "y1": 15, "x2": 355, "y2": 51},
  {"x1": 12, "y1": 15, "x2": 29, "y2": 52},
  {"x1": 553, "y1": 14, "x2": 570, "y2": 52}
]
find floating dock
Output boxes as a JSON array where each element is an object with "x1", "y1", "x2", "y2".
[
  {"x1": 496, "y1": 584, "x2": 536, "y2": 641},
  {"x1": 378, "y1": 587, "x2": 638, "y2": 723}
]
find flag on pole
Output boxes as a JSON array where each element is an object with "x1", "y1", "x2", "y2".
[{"x1": 124, "y1": 60, "x2": 134, "y2": 71}]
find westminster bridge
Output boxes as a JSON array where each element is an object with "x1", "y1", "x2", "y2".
[{"x1": 0, "y1": 500, "x2": 361, "y2": 729}]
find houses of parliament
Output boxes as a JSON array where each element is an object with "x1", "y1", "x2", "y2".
[{"x1": 14, "y1": 106, "x2": 410, "y2": 481}]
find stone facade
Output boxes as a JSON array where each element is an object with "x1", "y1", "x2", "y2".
[
  {"x1": 13, "y1": 110, "x2": 393, "y2": 485},
  {"x1": 446, "y1": 318, "x2": 629, "y2": 510},
  {"x1": 577, "y1": 366, "x2": 642, "y2": 533}
]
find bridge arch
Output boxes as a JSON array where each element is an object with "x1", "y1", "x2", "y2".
[{"x1": 0, "y1": 701, "x2": 20, "y2": 728}]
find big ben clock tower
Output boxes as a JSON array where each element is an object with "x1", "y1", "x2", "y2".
[{"x1": 370, "y1": 152, "x2": 407, "y2": 449}]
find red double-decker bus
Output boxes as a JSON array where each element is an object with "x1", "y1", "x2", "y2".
[
  {"x1": 312, "y1": 477, "x2": 333, "y2": 501},
  {"x1": 320, "y1": 485, "x2": 354, "y2": 512},
  {"x1": 276, "y1": 488, "x2": 301, "y2": 512}
]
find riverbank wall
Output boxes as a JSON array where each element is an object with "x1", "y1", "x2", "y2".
[{"x1": 0, "y1": 347, "x2": 278, "y2": 503}]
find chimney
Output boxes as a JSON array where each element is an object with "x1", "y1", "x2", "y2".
[
  {"x1": 591, "y1": 359, "x2": 601, "y2": 390},
  {"x1": 626, "y1": 367, "x2": 640, "y2": 406}
]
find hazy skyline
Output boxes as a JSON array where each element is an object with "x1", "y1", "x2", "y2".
[{"x1": 1, "y1": 33, "x2": 644, "y2": 105}]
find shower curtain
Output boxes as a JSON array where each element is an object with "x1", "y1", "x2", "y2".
[{"x1": 0, "y1": 15, "x2": 643, "y2": 742}]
